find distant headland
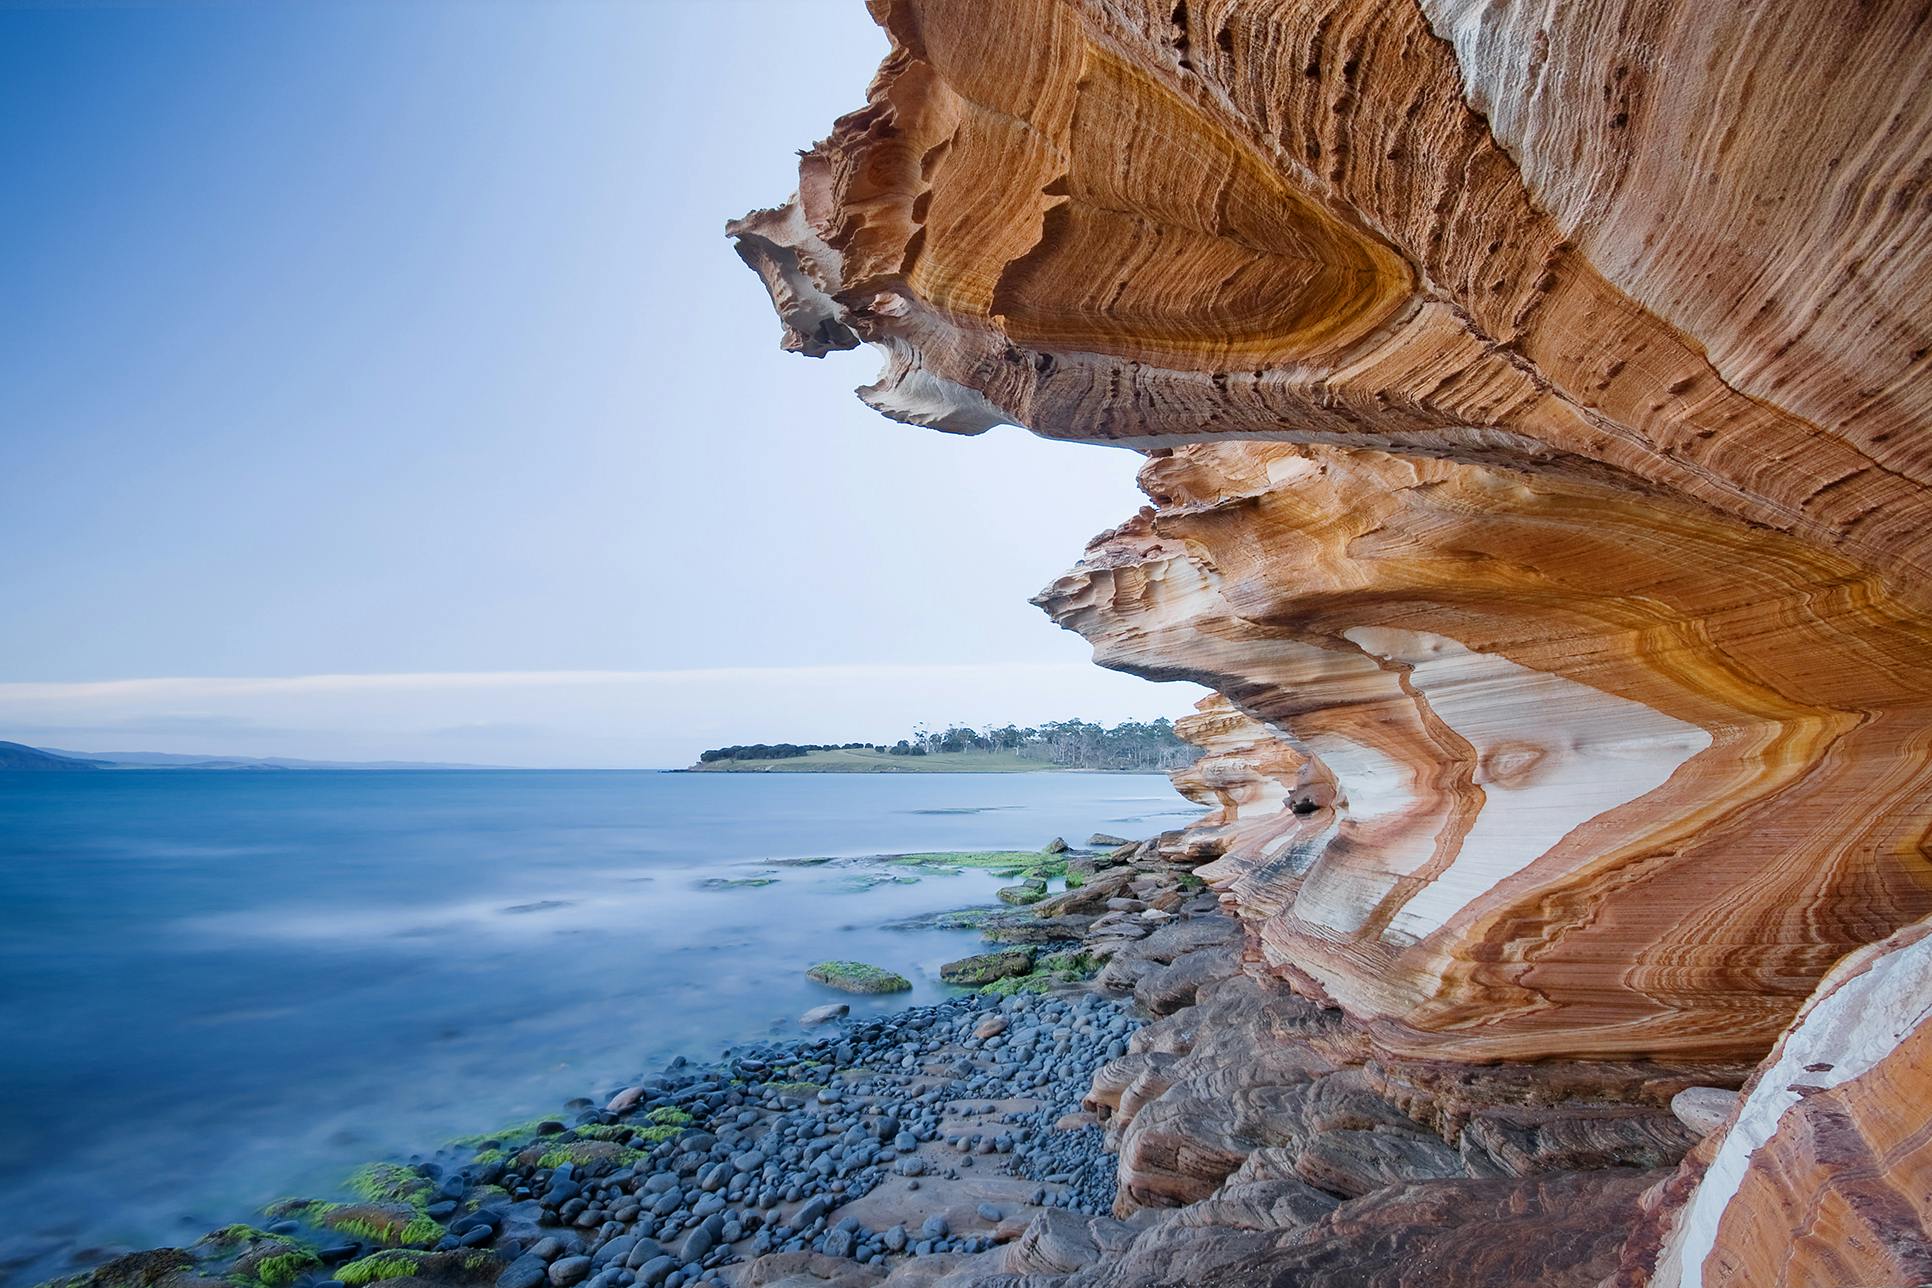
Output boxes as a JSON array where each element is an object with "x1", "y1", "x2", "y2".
[
  {"x1": 0, "y1": 740, "x2": 513, "y2": 772},
  {"x1": 682, "y1": 719, "x2": 1200, "y2": 774}
]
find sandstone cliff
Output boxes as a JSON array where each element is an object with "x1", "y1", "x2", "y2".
[{"x1": 731, "y1": 1, "x2": 1932, "y2": 1281}]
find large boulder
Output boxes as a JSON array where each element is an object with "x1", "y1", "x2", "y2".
[{"x1": 805, "y1": 961, "x2": 911, "y2": 994}]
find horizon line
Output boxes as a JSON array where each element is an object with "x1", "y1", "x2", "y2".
[{"x1": 0, "y1": 661, "x2": 1128, "y2": 702}]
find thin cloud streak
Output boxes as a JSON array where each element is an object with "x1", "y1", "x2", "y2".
[
  {"x1": 0, "y1": 666, "x2": 1210, "y2": 769},
  {"x1": 0, "y1": 663, "x2": 1116, "y2": 703}
]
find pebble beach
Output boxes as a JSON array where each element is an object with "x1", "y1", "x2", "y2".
[{"x1": 39, "y1": 829, "x2": 1226, "y2": 1288}]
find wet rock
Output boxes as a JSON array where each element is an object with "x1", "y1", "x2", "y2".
[
  {"x1": 938, "y1": 950, "x2": 1033, "y2": 986},
  {"x1": 1028, "y1": 869, "x2": 1137, "y2": 918},
  {"x1": 547, "y1": 1255, "x2": 592, "y2": 1286},
  {"x1": 678, "y1": 1223, "x2": 714, "y2": 1262},
  {"x1": 591, "y1": 1235, "x2": 636, "y2": 1269},
  {"x1": 633, "y1": 1255, "x2": 676, "y2": 1287},
  {"x1": 805, "y1": 962, "x2": 911, "y2": 994},
  {"x1": 606, "y1": 1086, "x2": 648, "y2": 1114},
  {"x1": 800, "y1": 1004, "x2": 851, "y2": 1026},
  {"x1": 499, "y1": 1254, "x2": 549, "y2": 1288}
]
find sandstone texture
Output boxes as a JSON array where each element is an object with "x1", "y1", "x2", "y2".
[
  {"x1": 733, "y1": 0, "x2": 1932, "y2": 1280},
  {"x1": 1624, "y1": 915, "x2": 1932, "y2": 1288}
]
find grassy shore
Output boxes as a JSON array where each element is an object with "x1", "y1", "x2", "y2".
[{"x1": 684, "y1": 749, "x2": 1062, "y2": 773}]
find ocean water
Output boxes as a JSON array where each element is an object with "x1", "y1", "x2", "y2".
[{"x1": 0, "y1": 769, "x2": 1196, "y2": 1282}]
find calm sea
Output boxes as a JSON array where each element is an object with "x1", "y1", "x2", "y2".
[{"x1": 0, "y1": 769, "x2": 1195, "y2": 1282}]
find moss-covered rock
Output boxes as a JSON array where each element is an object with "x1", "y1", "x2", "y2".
[
  {"x1": 516, "y1": 1138, "x2": 641, "y2": 1173},
  {"x1": 995, "y1": 883, "x2": 1048, "y2": 906},
  {"x1": 827, "y1": 873, "x2": 900, "y2": 893},
  {"x1": 334, "y1": 1251, "x2": 499, "y2": 1287},
  {"x1": 1038, "y1": 948, "x2": 1102, "y2": 977},
  {"x1": 343, "y1": 1163, "x2": 432, "y2": 1210},
  {"x1": 887, "y1": 850, "x2": 1051, "y2": 873},
  {"x1": 629, "y1": 1124, "x2": 680, "y2": 1144},
  {"x1": 447, "y1": 1116, "x2": 563, "y2": 1147},
  {"x1": 335, "y1": 1255, "x2": 422, "y2": 1287},
  {"x1": 334, "y1": 1250, "x2": 495, "y2": 1287},
  {"x1": 314, "y1": 1203, "x2": 442, "y2": 1249},
  {"x1": 938, "y1": 949, "x2": 1034, "y2": 986},
  {"x1": 570, "y1": 1123, "x2": 635, "y2": 1142},
  {"x1": 197, "y1": 1226, "x2": 270, "y2": 1249},
  {"x1": 978, "y1": 951, "x2": 1099, "y2": 997},
  {"x1": 978, "y1": 972, "x2": 1059, "y2": 998},
  {"x1": 234, "y1": 1243, "x2": 320, "y2": 1287},
  {"x1": 34, "y1": 1248, "x2": 211, "y2": 1288},
  {"x1": 805, "y1": 961, "x2": 911, "y2": 993},
  {"x1": 187, "y1": 1226, "x2": 322, "y2": 1288},
  {"x1": 879, "y1": 906, "x2": 1000, "y2": 931}
]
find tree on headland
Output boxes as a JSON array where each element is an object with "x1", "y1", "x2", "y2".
[{"x1": 696, "y1": 719, "x2": 1197, "y2": 770}]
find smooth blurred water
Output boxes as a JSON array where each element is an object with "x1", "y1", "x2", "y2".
[{"x1": 0, "y1": 769, "x2": 1195, "y2": 1282}]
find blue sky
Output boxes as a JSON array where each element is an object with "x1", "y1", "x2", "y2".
[{"x1": 0, "y1": 1, "x2": 1203, "y2": 766}]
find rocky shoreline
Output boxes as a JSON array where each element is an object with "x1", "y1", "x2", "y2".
[
  {"x1": 36, "y1": 836, "x2": 1226, "y2": 1288},
  {"x1": 36, "y1": 825, "x2": 1774, "y2": 1288}
]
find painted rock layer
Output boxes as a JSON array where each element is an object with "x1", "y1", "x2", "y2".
[{"x1": 731, "y1": 0, "x2": 1932, "y2": 1280}]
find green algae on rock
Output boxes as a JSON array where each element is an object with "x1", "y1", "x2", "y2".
[
  {"x1": 978, "y1": 949, "x2": 1102, "y2": 998},
  {"x1": 343, "y1": 1162, "x2": 432, "y2": 1210},
  {"x1": 977, "y1": 971, "x2": 1060, "y2": 998},
  {"x1": 335, "y1": 1251, "x2": 495, "y2": 1287},
  {"x1": 805, "y1": 960, "x2": 912, "y2": 993},
  {"x1": 335, "y1": 1255, "x2": 422, "y2": 1287},
  {"x1": 29, "y1": 1248, "x2": 207, "y2": 1288},
  {"x1": 1038, "y1": 948, "x2": 1101, "y2": 978},
  {"x1": 878, "y1": 906, "x2": 1002, "y2": 931},
  {"x1": 237, "y1": 1245, "x2": 319, "y2": 1288},
  {"x1": 887, "y1": 849, "x2": 1071, "y2": 879},
  {"x1": 315, "y1": 1204, "x2": 442, "y2": 1249},
  {"x1": 938, "y1": 948, "x2": 1034, "y2": 985}
]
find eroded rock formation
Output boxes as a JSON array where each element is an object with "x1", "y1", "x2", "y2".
[
  {"x1": 732, "y1": 0, "x2": 1932, "y2": 1280},
  {"x1": 1623, "y1": 914, "x2": 1932, "y2": 1288}
]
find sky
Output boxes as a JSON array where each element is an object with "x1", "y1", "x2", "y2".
[{"x1": 0, "y1": 0, "x2": 1205, "y2": 767}]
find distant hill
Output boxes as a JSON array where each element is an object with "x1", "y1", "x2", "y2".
[
  {"x1": 10, "y1": 743, "x2": 522, "y2": 771},
  {"x1": 0, "y1": 741, "x2": 108, "y2": 771}
]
